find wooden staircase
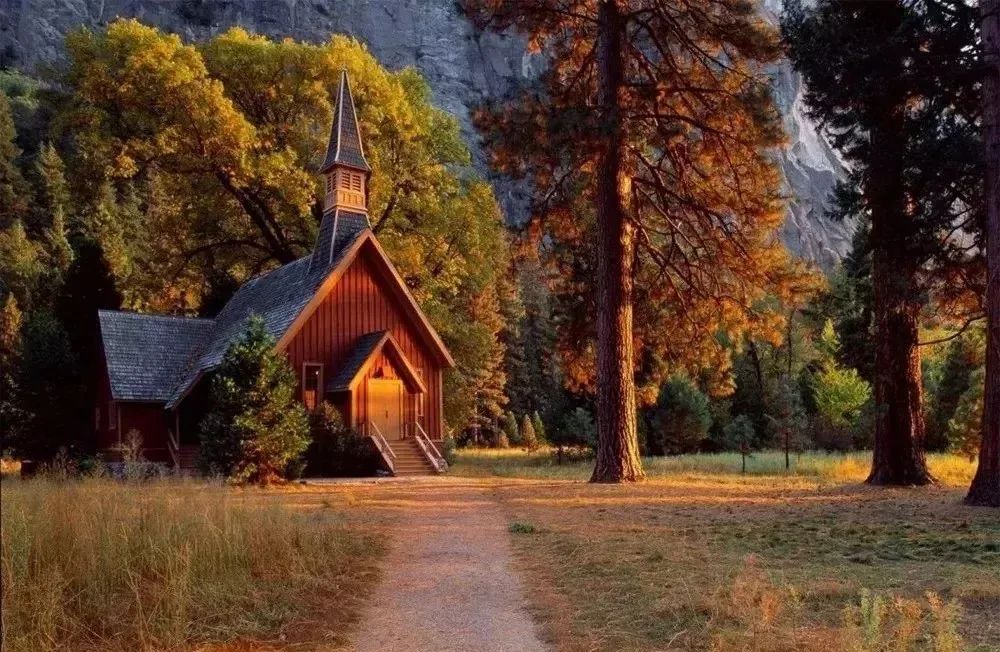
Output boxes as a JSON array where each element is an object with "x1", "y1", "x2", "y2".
[
  {"x1": 388, "y1": 438, "x2": 438, "y2": 476},
  {"x1": 177, "y1": 445, "x2": 199, "y2": 472}
]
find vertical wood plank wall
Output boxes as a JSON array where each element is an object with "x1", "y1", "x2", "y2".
[{"x1": 284, "y1": 247, "x2": 444, "y2": 439}]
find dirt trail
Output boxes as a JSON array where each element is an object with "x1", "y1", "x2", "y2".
[{"x1": 348, "y1": 479, "x2": 548, "y2": 652}]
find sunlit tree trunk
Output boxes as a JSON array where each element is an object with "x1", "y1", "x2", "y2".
[
  {"x1": 967, "y1": 0, "x2": 1000, "y2": 506},
  {"x1": 866, "y1": 0, "x2": 933, "y2": 486},
  {"x1": 590, "y1": 0, "x2": 643, "y2": 483}
]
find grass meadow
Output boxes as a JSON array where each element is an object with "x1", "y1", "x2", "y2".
[
  {"x1": 0, "y1": 477, "x2": 384, "y2": 652},
  {"x1": 456, "y1": 448, "x2": 1000, "y2": 651}
]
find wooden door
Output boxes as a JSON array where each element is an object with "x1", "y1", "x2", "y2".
[{"x1": 368, "y1": 378, "x2": 403, "y2": 440}]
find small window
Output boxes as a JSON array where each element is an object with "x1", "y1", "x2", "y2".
[
  {"x1": 339, "y1": 171, "x2": 351, "y2": 189},
  {"x1": 108, "y1": 401, "x2": 116, "y2": 430},
  {"x1": 303, "y1": 363, "x2": 323, "y2": 411},
  {"x1": 326, "y1": 175, "x2": 333, "y2": 193},
  {"x1": 351, "y1": 173, "x2": 363, "y2": 192}
]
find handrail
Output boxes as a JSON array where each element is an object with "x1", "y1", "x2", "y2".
[
  {"x1": 167, "y1": 428, "x2": 180, "y2": 469},
  {"x1": 367, "y1": 421, "x2": 396, "y2": 474},
  {"x1": 413, "y1": 422, "x2": 447, "y2": 473}
]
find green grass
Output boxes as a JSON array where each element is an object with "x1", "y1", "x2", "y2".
[
  {"x1": 453, "y1": 447, "x2": 978, "y2": 486},
  {"x1": 0, "y1": 477, "x2": 382, "y2": 651}
]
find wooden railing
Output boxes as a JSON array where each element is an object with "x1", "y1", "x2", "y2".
[
  {"x1": 413, "y1": 423, "x2": 447, "y2": 473},
  {"x1": 367, "y1": 421, "x2": 396, "y2": 475},
  {"x1": 167, "y1": 427, "x2": 180, "y2": 469}
]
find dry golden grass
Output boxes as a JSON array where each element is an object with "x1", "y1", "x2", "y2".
[
  {"x1": 454, "y1": 448, "x2": 979, "y2": 486},
  {"x1": 0, "y1": 478, "x2": 385, "y2": 652},
  {"x1": 460, "y1": 451, "x2": 1000, "y2": 651}
]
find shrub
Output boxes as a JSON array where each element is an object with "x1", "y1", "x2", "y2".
[
  {"x1": 520, "y1": 413, "x2": 539, "y2": 450},
  {"x1": 946, "y1": 367, "x2": 984, "y2": 461},
  {"x1": 502, "y1": 411, "x2": 520, "y2": 446},
  {"x1": 531, "y1": 410, "x2": 547, "y2": 443},
  {"x1": 647, "y1": 375, "x2": 711, "y2": 455},
  {"x1": 441, "y1": 434, "x2": 457, "y2": 466},
  {"x1": 304, "y1": 402, "x2": 378, "y2": 477},
  {"x1": 198, "y1": 316, "x2": 310, "y2": 484},
  {"x1": 558, "y1": 406, "x2": 598, "y2": 449}
]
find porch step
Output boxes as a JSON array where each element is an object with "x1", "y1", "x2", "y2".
[
  {"x1": 387, "y1": 438, "x2": 437, "y2": 476},
  {"x1": 177, "y1": 445, "x2": 200, "y2": 472}
]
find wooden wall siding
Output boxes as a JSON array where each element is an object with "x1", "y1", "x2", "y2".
[
  {"x1": 285, "y1": 247, "x2": 444, "y2": 439},
  {"x1": 119, "y1": 403, "x2": 171, "y2": 463}
]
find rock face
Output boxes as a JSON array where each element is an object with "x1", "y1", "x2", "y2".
[{"x1": 1, "y1": 0, "x2": 852, "y2": 266}]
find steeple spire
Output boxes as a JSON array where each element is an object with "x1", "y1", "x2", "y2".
[
  {"x1": 320, "y1": 71, "x2": 371, "y2": 215},
  {"x1": 312, "y1": 71, "x2": 372, "y2": 274}
]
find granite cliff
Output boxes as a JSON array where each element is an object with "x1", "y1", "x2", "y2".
[{"x1": 1, "y1": 0, "x2": 852, "y2": 266}]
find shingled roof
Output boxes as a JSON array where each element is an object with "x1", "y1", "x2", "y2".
[
  {"x1": 98, "y1": 311, "x2": 214, "y2": 402},
  {"x1": 320, "y1": 71, "x2": 371, "y2": 173},
  {"x1": 164, "y1": 226, "x2": 367, "y2": 408},
  {"x1": 326, "y1": 330, "x2": 427, "y2": 394},
  {"x1": 326, "y1": 331, "x2": 389, "y2": 391}
]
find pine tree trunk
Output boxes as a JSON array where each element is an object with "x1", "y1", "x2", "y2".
[
  {"x1": 967, "y1": 0, "x2": 1000, "y2": 506},
  {"x1": 866, "y1": 1, "x2": 933, "y2": 486},
  {"x1": 590, "y1": 0, "x2": 643, "y2": 483}
]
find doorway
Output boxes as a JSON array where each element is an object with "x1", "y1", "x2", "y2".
[{"x1": 367, "y1": 378, "x2": 403, "y2": 440}]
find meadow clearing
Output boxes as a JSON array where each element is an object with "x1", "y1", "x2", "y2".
[
  {"x1": 454, "y1": 449, "x2": 1000, "y2": 651},
  {"x1": 1, "y1": 450, "x2": 998, "y2": 651}
]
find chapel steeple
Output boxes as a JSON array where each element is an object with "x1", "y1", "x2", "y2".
[
  {"x1": 311, "y1": 71, "x2": 372, "y2": 274},
  {"x1": 321, "y1": 70, "x2": 371, "y2": 214}
]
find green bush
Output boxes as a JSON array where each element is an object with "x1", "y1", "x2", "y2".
[
  {"x1": 520, "y1": 413, "x2": 539, "y2": 450},
  {"x1": 531, "y1": 410, "x2": 547, "y2": 444},
  {"x1": 441, "y1": 434, "x2": 457, "y2": 466},
  {"x1": 558, "y1": 406, "x2": 598, "y2": 449},
  {"x1": 304, "y1": 402, "x2": 379, "y2": 477},
  {"x1": 648, "y1": 375, "x2": 712, "y2": 455},
  {"x1": 501, "y1": 411, "x2": 520, "y2": 446},
  {"x1": 198, "y1": 316, "x2": 310, "y2": 484}
]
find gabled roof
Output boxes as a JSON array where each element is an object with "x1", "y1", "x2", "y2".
[
  {"x1": 98, "y1": 310, "x2": 214, "y2": 402},
  {"x1": 161, "y1": 228, "x2": 452, "y2": 409},
  {"x1": 276, "y1": 230, "x2": 455, "y2": 368},
  {"x1": 326, "y1": 330, "x2": 427, "y2": 394},
  {"x1": 163, "y1": 228, "x2": 365, "y2": 408},
  {"x1": 320, "y1": 70, "x2": 371, "y2": 173}
]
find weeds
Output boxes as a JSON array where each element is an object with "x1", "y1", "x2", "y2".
[
  {"x1": 842, "y1": 590, "x2": 965, "y2": 652},
  {"x1": 0, "y1": 477, "x2": 380, "y2": 651},
  {"x1": 509, "y1": 521, "x2": 538, "y2": 534}
]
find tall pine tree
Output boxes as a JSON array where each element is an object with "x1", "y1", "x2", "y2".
[
  {"x1": 784, "y1": 0, "x2": 982, "y2": 485},
  {"x1": 466, "y1": 0, "x2": 809, "y2": 482},
  {"x1": 967, "y1": 0, "x2": 1000, "y2": 506}
]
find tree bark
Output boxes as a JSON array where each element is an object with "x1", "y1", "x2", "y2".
[
  {"x1": 866, "y1": 0, "x2": 933, "y2": 486},
  {"x1": 967, "y1": 0, "x2": 1000, "y2": 506},
  {"x1": 590, "y1": 0, "x2": 643, "y2": 483}
]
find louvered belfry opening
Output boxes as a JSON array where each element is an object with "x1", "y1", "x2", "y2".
[{"x1": 311, "y1": 70, "x2": 373, "y2": 275}]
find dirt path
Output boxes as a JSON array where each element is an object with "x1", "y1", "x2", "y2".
[{"x1": 348, "y1": 479, "x2": 548, "y2": 652}]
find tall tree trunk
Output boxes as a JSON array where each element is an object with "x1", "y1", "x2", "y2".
[
  {"x1": 866, "y1": 0, "x2": 933, "y2": 486},
  {"x1": 967, "y1": 0, "x2": 1000, "y2": 506},
  {"x1": 590, "y1": 0, "x2": 643, "y2": 483}
]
